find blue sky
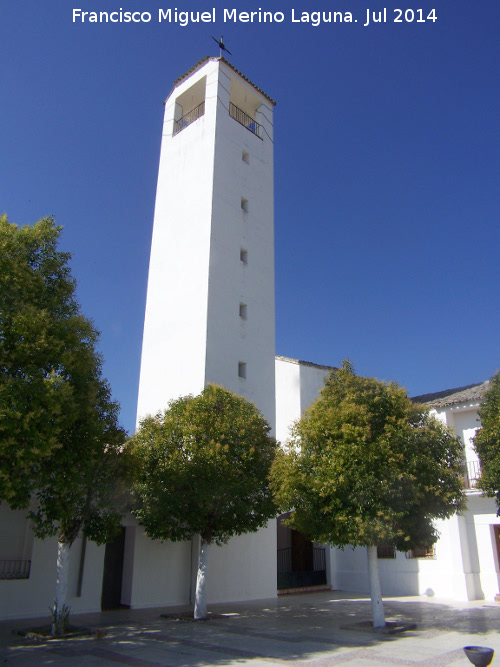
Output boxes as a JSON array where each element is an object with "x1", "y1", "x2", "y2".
[{"x1": 1, "y1": 1, "x2": 498, "y2": 434}]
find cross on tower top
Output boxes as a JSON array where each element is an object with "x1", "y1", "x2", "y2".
[{"x1": 212, "y1": 35, "x2": 232, "y2": 57}]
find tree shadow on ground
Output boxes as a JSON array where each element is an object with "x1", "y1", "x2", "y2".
[{"x1": 3, "y1": 593, "x2": 500, "y2": 666}]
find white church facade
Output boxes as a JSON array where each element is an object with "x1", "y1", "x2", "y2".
[
  {"x1": 1, "y1": 57, "x2": 499, "y2": 620},
  {"x1": 275, "y1": 357, "x2": 499, "y2": 602}
]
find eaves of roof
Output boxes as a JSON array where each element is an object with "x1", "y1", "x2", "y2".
[
  {"x1": 412, "y1": 381, "x2": 489, "y2": 409},
  {"x1": 171, "y1": 56, "x2": 276, "y2": 106},
  {"x1": 275, "y1": 355, "x2": 336, "y2": 372}
]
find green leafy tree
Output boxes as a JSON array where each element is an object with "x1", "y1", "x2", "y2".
[
  {"x1": 30, "y1": 371, "x2": 128, "y2": 635},
  {"x1": 474, "y1": 371, "x2": 500, "y2": 512},
  {"x1": 1, "y1": 214, "x2": 91, "y2": 506},
  {"x1": 0, "y1": 215, "x2": 128, "y2": 634},
  {"x1": 271, "y1": 360, "x2": 465, "y2": 628},
  {"x1": 130, "y1": 384, "x2": 278, "y2": 619}
]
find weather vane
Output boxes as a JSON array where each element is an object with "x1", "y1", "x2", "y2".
[{"x1": 212, "y1": 35, "x2": 232, "y2": 58}]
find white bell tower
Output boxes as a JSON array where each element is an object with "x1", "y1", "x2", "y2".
[
  {"x1": 137, "y1": 57, "x2": 276, "y2": 429},
  {"x1": 134, "y1": 57, "x2": 277, "y2": 606}
]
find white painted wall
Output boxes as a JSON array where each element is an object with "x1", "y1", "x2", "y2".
[
  {"x1": 445, "y1": 407, "x2": 481, "y2": 466},
  {"x1": 275, "y1": 356, "x2": 331, "y2": 444},
  {"x1": 331, "y1": 515, "x2": 479, "y2": 600},
  {"x1": 471, "y1": 495, "x2": 500, "y2": 600},
  {"x1": 136, "y1": 61, "x2": 219, "y2": 422},
  {"x1": 123, "y1": 523, "x2": 276, "y2": 610},
  {"x1": 127, "y1": 529, "x2": 192, "y2": 609},
  {"x1": 275, "y1": 358, "x2": 301, "y2": 444},
  {"x1": 206, "y1": 522, "x2": 277, "y2": 603},
  {"x1": 299, "y1": 362, "x2": 331, "y2": 413},
  {"x1": 0, "y1": 507, "x2": 105, "y2": 620},
  {"x1": 204, "y1": 62, "x2": 275, "y2": 427}
]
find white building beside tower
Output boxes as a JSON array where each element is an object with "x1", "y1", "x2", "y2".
[{"x1": 274, "y1": 360, "x2": 500, "y2": 604}]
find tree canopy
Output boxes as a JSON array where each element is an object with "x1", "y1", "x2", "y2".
[
  {"x1": 0, "y1": 215, "x2": 106, "y2": 508},
  {"x1": 130, "y1": 384, "x2": 278, "y2": 619},
  {"x1": 1, "y1": 214, "x2": 129, "y2": 633},
  {"x1": 474, "y1": 371, "x2": 500, "y2": 513},
  {"x1": 130, "y1": 384, "x2": 277, "y2": 546},
  {"x1": 1, "y1": 214, "x2": 127, "y2": 527},
  {"x1": 271, "y1": 361, "x2": 465, "y2": 551},
  {"x1": 270, "y1": 361, "x2": 465, "y2": 626},
  {"x1": 28, "y1": 373, "x2": 128, "y2": 547}
]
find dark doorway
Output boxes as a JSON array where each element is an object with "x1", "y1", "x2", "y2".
[
  {"x1": 101, "y1": 527, "x2": 126, "y2": 610},
  {"x1": 277, "y1": 515, "x2": 326, "y2": 590},
  {"x1": 291, "y1": 529, "x2": 314, "y2": 572},
  {"x1": 494, "y1": 526, "x2": 500, "y2": 569}
]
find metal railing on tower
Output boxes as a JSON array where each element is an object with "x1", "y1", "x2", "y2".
[
  {"x1": 173, "y1": 102, "x2": 205, "y2": 135},
  {"x1": 229, "y1": 103, "x2": 262, "y2": 138}
]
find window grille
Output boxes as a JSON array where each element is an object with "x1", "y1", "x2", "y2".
[
  {"x1": 406, "y1": 546, "x2": 436, "y2": 559},
  {"x1": 377, "y1": 545, "x2": 396, "y2": 559},
  {"x1": 0, "y1": 560, "x2": 31, "y2": 580}
]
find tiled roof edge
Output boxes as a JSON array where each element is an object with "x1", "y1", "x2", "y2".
[
  {"x1": 412, "y1": 381, "x2": 489, "y2": 408},
  {"x1": 171, "y1": 56, "x2": 277, "y2": 106}
]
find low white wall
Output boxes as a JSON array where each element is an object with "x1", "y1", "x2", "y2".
[
  {"x1": 332, "y1": 544, "x2": 456, "y2": 599},
  {"x1": 0, "y1": 534, "x2": 105, "y2": 621},
  {"x1": 128, "y1": 529, "x2": 192, "y2": 609},
  {"x1": 128, "y1": 521, "x2": 276, "y2": 610},
  {"x1": 207, "y1": 521, "x2": 276, "y2": 603},
  {"x1": 71, "y1": 539, "x2": 106, "y2": 615},
  {"x1": 0, "y1": 537, "x2": 56, "y2": 620},
  {"x1": 321, "y1": 495, "x2": 500, "y2": 603},
  {"x1": 472, "y1": 495, "x2": 500, "y2": 600}
]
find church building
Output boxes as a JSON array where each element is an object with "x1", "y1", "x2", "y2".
[{"x1": 1, "y1": 57, "x2": 499, "y2": 621}]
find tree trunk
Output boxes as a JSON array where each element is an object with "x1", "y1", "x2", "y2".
[
  {"x1": 194, "y1": 538, "x2": 210, "y2": 620},
  {"x1": 366, "y1": 545, "x2": 385, "y2": 628},
  {"x1": 51, "y1": 540, "x2": 71, "y2": 636}
]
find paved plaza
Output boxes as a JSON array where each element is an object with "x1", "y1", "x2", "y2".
[{"x1": 1, "y1": 590, "x2": 499, "y2": 666}]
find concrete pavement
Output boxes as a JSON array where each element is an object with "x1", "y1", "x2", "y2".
[{"x1": 1, "y1": 590, "x2": 499, "y2": 665}]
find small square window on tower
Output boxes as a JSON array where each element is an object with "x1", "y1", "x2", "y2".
[
  {"x1": 240, "y1": 248, "x2": 248, "y2": 264},
  {"x1": 241, "y1": 197, "x2": 248, "y2": 212},
  {"x1": 238, "y1": 362, "x2": 247, "y2": 379},
  {"x1": 239, "y1": 303, "x2": 247, "y2": 319},
  {"x1": 242, "y1": 150, "x2": 249, "y2": 164}
]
